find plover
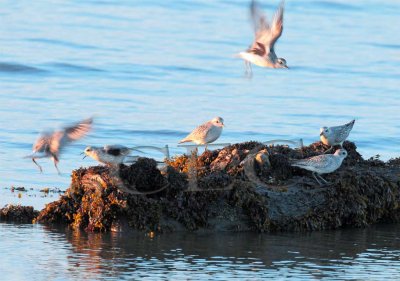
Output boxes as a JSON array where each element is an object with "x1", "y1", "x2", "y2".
[
  {"x1": 320, "y1": 120, "x2": 355, "y2": 153},
  {"x1": 291, "y1": 149, "x2": 347, "y2": 186},
  {"x1": 83, "y1": 144, "x2": 142, "y2": 166},
  {"x1": 237, "y1": 0, "x2": 288, "y2": 76},
  {"x1": 26, "y1": 117, "x2": 93, "y2": 174},
  {"x1": 179, "y1": 117, "x2": 224, "y2": 150}
]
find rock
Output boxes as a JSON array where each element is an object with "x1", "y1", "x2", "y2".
[
  {"x1": 0, "y1": 205, "x2": 39, "y2": 223},
  {"x1": 15, "y1": 141, "x2": 400, "y2": 233}
]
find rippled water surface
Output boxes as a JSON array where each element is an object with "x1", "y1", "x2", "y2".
[
  {"x1": 0, "y1": 1, "x2": 399, "y2": 279},
  {"x1": 1, "y1": 223, "x2": 400, "y2": 280},
  {"x1": 0, "y1": 0, "x2": 399, "y2": 192}
]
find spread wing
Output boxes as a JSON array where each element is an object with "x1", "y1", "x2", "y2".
[
  {"x1": 249, "y1": 0, "x2": 284, "y2": 56},
  {"x1": 32, "y1": 132, "x2": 52, "y2": 153},
  {"x1": 50, "y1": 118, "x2": 93, "y2": 155}
]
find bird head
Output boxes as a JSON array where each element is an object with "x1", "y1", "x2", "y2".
[
  {"x1": 211, "y1": 117, "x2": 224, "y2": 127},
  {"x1": 334, "y1": 149, "x2": 348, "y2": 159},
  {"x1": 275, "y1": 58, "x2": 288, "y2": 69},
  {"x1": 320, "y1": 126, "x2": 329, "y2": 137},
  {"x1": 82, "y1": 146, "x2": 93, "y2": 159}
]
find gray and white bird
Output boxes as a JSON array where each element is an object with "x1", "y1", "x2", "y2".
[
  {"x1": 291, "y1": 149, "x2": 348, "y2": 186},
  {"x1": 83, "y1": 145, "x2": 142, "y2": 166},
  {"x1": 26, "y1": 117, "x2": 93, "y2": 174},
  {"x1": 179, "y1": 117, "x2": 224, "y2": 150},
  {"x1": 237, "y1": 0, "x2": 288, "y2": 76},
  {"x1": 320, "y1": 120, "x2": 355, "y2": 153}
]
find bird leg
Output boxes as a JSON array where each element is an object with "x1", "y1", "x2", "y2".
[
  {"x1": 204, "y1": 144, "x2": 208, "y2": 151},
  {"x1": 52, "y1": 155, "x2": 61, "y2": 175},
  {"x1": 244, "y1": 61, "x2": 252, "y2": 78},
  {"x1": 312, "y1": 172, "x2": 322, "y2": 186},
  {"x1": 323, "y1": 146, "x2": 333, "y2": 154},
  {"x1": 32, "y1": 158, "x2": 43, "y2": 173},
  {"x1": 317, "y1": 174, "x2": 329, "y2": 184}
]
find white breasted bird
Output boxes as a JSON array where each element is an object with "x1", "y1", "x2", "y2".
[
  {"x1": 320, "y1": 119, "x2": 355, "y2": 153},
  {"x1": 83, "y1": 144, "x2": 142, "y2": 166},
  {"x1": 291, "y1": 149, "x2": 348, "y2": 186},
  {"x1": 26, "y1": 117, "x2": 93, "y2": 174},
  {"x1": 237, "y1": 0, "x2": 288, "y2": 76},
  {"x1": 179, "y1": 117, "x2": 224, "y2": 150}
]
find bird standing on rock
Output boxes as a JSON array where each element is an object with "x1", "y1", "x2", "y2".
[
  {"x1": 179, "y1": 117, "x2": 224, "y2": 150},
  {"x1": 83, "y1": 144, "x2": 142, "y2": 166},
  {"x1": 320, "y1": 120, "x2": 355, "y2": 153},
  {"x1": 291, "y1": 149, "x2": 348, "y2": 186},
  {"x1": 237, "y1": 0, "x2": 288, "y2": 76},
  {"x1": 26, "y1": 117, "x2": 93, "y2": 174}
]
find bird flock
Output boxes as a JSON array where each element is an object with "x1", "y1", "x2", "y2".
[{"x1": 25, "y1": 1, "x2": 356, "y2": 186}]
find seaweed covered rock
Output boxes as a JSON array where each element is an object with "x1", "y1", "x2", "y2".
[
  {"x1": 34, "y1": 142, "x2": 400, "y2": 233},
  {"x1": 0, "y1": 205, "x2": 39, "y2": 223}
]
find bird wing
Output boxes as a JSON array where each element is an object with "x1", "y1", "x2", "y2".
[
  {"x1": 50, "y1": 118, "x2": 93, "y2": 155},
  {"x1": 104, "y1": 145, "x2": 129, "y2": 156},
  {"x1": 249, "y1": 0, "x2": 284, "y2": 56},
  {"x1": 32, "y1": 132, "x2": 52, "y2": 153},
  {"x1": 181, "y1": 122, "x2": 210, "y2": 143},
  {"x1": 292, "y1": 154, "x2": 331, "y2": 170},
  {"x1": 332, "y1": 120, "x2": 355, "y2": 143}
]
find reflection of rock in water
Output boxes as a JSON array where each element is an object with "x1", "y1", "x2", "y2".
[{"x1": 30, "y1": 141, "x2": 400, "y2": 233}]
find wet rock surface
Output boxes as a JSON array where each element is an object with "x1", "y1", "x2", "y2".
[
  {"x1": 17, "y1": 141, "x2": 400, "y2": 232},
  {"x1": 0, "y1": 205, "x2": 39, "y2": 223}
]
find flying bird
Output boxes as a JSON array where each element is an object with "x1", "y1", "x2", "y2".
[
  {"x1": 26, "y1": 117, "x2": 93, "y2": 174},
  {"x1": 179, "y1": 117, "x2": 224, "y2": 150},
  {"x1": 237, "y1": 0, "x2": 288, "y2": 76}
]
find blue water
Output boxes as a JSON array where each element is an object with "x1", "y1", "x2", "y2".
[
  {"x1": 0, "y1": 1, "x2": 399, "y2": 279},
  {"x1": 0, "y1": 223, "x2": 400, "y2": 280}
]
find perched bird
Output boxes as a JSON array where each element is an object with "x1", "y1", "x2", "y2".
[
  {"x1": 83, "y1": 145, "x2": 142, "y2": 166},
  {"x1": 237, "y1": 0, "x2": 288, "y2": 76},
  {"x1": 26, "y1": 117, "x2": 93, "y2": 174},
  {"x1": 320, "y1": 119, "x2": 355, "y2": 153},
  {"x1": 291, "y1": 149, "x2": 348, "y2": 186},
  {"x1": 179, "y1": 117, "x2": 224, "y2": 150}
]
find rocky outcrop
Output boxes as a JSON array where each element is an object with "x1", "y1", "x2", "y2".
[{"x1": 8, "y1": 141, "x2": 400, "y2": 233}]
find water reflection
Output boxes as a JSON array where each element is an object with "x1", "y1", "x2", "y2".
[{"x1": 0, "y1": 223, "x2": 393, "y2": 280}]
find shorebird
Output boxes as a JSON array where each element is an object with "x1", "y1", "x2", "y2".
[
  {"x1": 291, "y1": 149, "x2": 347, "y2": 186},
  {"x1": 237, "y1": 0, "x2": 288, "y2": 76},
  {"x1": 83, "y1": 145, "x2": 142, "y2": 166},
  {"x1": 320, "y1": 120, "x2": 355, "y2": 153},
  {"x1": 179, "y1": 117, "x2": 224, "y2": 150},
  {"x1": 26, "y1": 117, "x2": 93, "y2": 174}
]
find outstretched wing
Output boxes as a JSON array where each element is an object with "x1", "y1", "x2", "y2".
[
  {"x1": 50, "y1": 117, "x2": 93, "y2": 155},
  {"x1": 249, "y1": 0, "x2": 284, "y2": 56},
  {"x1": 32, "y1": 132, "x2": 52, "y2": 153}
]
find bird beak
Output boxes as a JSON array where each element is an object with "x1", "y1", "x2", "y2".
[
  {"x1": 80, "y1": 152, "x2": 87, "y2": 159},
  {"x1": 319, "y1": 132, "x2": 324, "y2": 136},
  {"x1": 285, "y1": 65, "x2": 289, "y2": 69}
]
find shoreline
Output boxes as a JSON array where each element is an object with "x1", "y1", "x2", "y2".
[{"x1": 1, "y1": 141, "x2": 400, "y2": 233}]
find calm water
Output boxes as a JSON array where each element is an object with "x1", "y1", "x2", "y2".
[
  {"x1": 0, "y1": 223, "x2": 400, "y2": 280},
  {"x1": 0, "y1": 0, "x2": 399, "y2": 279}
]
